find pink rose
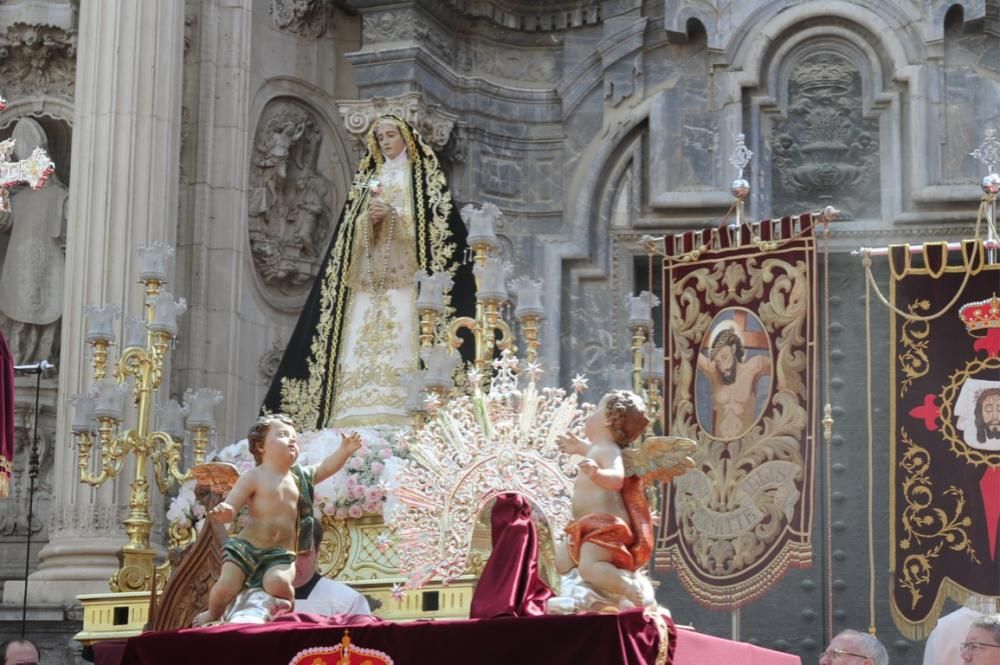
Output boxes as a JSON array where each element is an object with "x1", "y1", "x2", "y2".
[
  {"x1": 348, "y1": 505, "x2": 364, "y2": 519},
  {"x1": 351, "y1": 485, "x2": 366, "y2": 499},
  {"x1": 363, "y1": 500, "x2": 380, "y2": 514},
  {"x1": 379, "y1": 447, "x2": 393, "y2": 460},
  {"x1": 322, "y1": 504, "x2": 337, "y2": 516},
  {"x1": 346, "y1": 476, "x2": 357, "y2": 488},
  {"x1": 349, "y1": 457, "x2": 364, "y2": 471},
  {"x1": 335, "y1": 507, "x2": 349, "y2": 520},
  {"x1": 366, "y1": 487, "x2": 382, "y2": 502},
  {"x1": 370, "y1": 461, "x2": 384, "y2": 475}
]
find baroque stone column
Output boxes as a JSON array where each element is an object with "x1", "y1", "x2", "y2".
[{"x1": 8, "y1": 0, "x2": 185, "y2": 604}]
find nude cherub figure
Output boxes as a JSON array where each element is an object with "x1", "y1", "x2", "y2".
[
  {"x1": 555, "y1": 390, "x2": 653, "y2": 607},
  {"x1": 192, "y1": 414, "x2": 361, "y2": 626}
]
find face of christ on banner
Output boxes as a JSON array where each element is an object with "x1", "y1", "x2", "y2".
[
  {"x1": 695, "y1": 308, "x2": 773, "y2": 441},
  {"x1": 956, "y1": 379, "x2": 1000, "y2": 452}
]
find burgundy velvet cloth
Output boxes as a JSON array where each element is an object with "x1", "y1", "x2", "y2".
[
  {"x1": 104, "y1": 610, "x2": 674, "y2": 665},
  {"x1": 469, "y1": 494, "x2": 553, "y2": 618},
  {"x1": 0, "y1": 331, "x2": 13, "y2": 498}
]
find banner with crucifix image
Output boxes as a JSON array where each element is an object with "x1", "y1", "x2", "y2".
[
  {"x1": 889, "y1": 241, "x2": 1000, "y2": 638},
  {"x1": 655, "y1": 216, "x2": 817, "y2": 609}
]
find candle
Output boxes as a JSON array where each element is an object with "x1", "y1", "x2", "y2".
[
  {"x1": 85, "y1": 304, "x2": 121, "y2": 344},
  {"x1": 403, "y1": 370, "x2": 428, "y2": 412},
  {"x1": 414, "y1": 271, "x2": 453, "y2": 313},
  {"x1": 474, "y1": 257, "x2": 511, "y2": 302},
  {"x1": 642, "y1": 345, "x2": 666, "y2": 382},
  {"x1": 70, "y1": 394, "x2": 97, "y2": 434},
  {"x1": 461, "y1": 203, "x2": 501, "y2": 248},
  {"x1": 421, "y1": 345, "x2": 460, "y2": 389},
  {"x1": 124, "y1": 316, "x2": 147, "y2": 349},
  {"x1": 625, "y1": 291, "x2": 660, "y2": 329},
  {"x1": 157, "y1": 399, "x2": 189, "y2": 440},
  {"x1": 136, "y1": 243, "x2": 174, "y2": 283},
  {"x1": 148, "y1": 292, "x2": 187, "y2": 336},
  {"x1": 511, "y1": 277, "x2": 544, "y2": 318},
  {"x1": 184, "y1": 387, "x2": 224, "y2": 430},
  {"x1": 92, "y1": 379, "x2": 129, "y2": 421}
]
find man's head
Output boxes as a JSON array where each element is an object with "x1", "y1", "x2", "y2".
[
  {"x1": 247, "y1": 413, "x2": 298, "y2": 465},
  {"x1": 587, "y1": 390, "x2": 650, "y2": 448},
  {"x1": 710, "y1": 328, "x2": 745, "y2": 384},
  {"x1": 293, "y1": 518, "x2": 324, "y2": 588},
  {"x1": 819, "y1": 629, "x2": 888, "y2": 665},
  {"x1": 962, "y1": 614, "x2": 1000, "y2": 664},
  {"x1": 975, "y1": 388, "x2": 1000, "y2": 444},
  {"x1": 2, "y1": 639, "x2": 39, "y2": 665}
]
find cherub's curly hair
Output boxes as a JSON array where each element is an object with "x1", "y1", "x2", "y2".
[
  {"x1": 247, "y1": 413, "x2": 296, "y2": 465},
  {"x1": 603, "y1": 390, "x2": 650, "y2": 447}
]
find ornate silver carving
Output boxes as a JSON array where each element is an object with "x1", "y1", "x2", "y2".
[
  {"x1": 248, "y1": 99, "x2": 336, "y2": 299},
  {"x1": 971, "y1": 128, "x2": 1000, "y2": 175},
  {"x1": 391, "y1": 355, "x2": 586, "y2": 589},
  {"x1": 0, "y1": 23, "x2": 77, "y2": 99},
  {"x1": 769, "y1": 53, "x2": 880, "y2": 220},
  {"x1": 270, "y1": 0, "x2": 333, "y2": 38},
  {"x1": 337, "y1": 93, "x2": 459, "y2": 153}
]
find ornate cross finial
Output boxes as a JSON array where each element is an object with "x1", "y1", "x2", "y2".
[
  {"x1": 971, "y1": 129, "x2": 1000, "y2": 175},
  {"x1": 0, "y1": 96, "x2": 56, "y2": 212},
  {"x1": 729, "y1": 133, "x2": 754, "y2": 179}
]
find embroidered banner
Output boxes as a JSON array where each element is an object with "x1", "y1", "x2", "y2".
[
  {"x1": 655, "y1": 215, "x2": 816, "y2": 608},
  {"x1": 888, "y1": 241, "x2": 1000, "y2": 639}
]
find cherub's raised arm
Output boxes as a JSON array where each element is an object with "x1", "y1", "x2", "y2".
[{"x1": 315, "y1": 431, "x2": 363, "y2": 484}]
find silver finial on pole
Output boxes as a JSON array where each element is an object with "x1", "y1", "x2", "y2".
[
  {"x1": 970, "y1": 129, "x2": 1000, "y2": 245},
  {"x1": 729, "y1": 133, "x2": 753, "y2": 227}
]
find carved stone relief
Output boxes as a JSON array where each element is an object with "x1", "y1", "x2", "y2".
[
  {"x1": 768, "y1": 53, "x2": 880, "y2": 220},
  {"x1": 258, "y1": 338, "x2": 285, "y2": 382},
  {"x1": 337, "y1": 93, "x2": 458, "y2": 154},
  {"x1": 248, "y1": 99, "x2": 337, "y2": 306},
  {"x1": 0, "y1": 118, "x2": 68, "y2": 366},
  {"x1": 456, "y1": 39, "x2": 556, "y2": 84},
  {"x1": 270, "y1": 0, "x2": 334, "y2": 38},
  {"x1": 363, "y1": 10, "x2": 452, "y2": 65},
  {"x1": 49, "y1": 501, "x2": 129, "y2": 540},
  {"x1": 0, "y1": 23, "x2": 76, "y2": 99}
]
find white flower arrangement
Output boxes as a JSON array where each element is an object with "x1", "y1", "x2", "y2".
[{"x1": 166, "y1": 425, "x2": 410, "y2": 542}]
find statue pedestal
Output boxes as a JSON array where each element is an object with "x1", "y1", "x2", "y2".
[{"x1": 325, "y1": 514, "x2": 487, "y2": 620}]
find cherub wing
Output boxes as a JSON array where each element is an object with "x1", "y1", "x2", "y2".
[
  {"x1": 190, "y1": 462, "x2": 240, "y2": 496},
  {"x1": 622, "y1": 435, "x2": 698, "y2": 484}
]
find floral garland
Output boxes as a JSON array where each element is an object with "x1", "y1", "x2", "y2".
[{"x1": 166, "y1": 426, "x2": 410, "y2": 549}]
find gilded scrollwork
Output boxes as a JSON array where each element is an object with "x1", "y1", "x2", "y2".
[
  {"x1": 664, "y1": 251, "x2": 811, "y2": 590},
  {"x1": 898, "y1": 301, "x2": 932, "y2": 395},
  {"x1": 896, "y1": 429, "x2": 977, "y2": 608}
]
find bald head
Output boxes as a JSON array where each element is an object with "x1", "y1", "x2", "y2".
[{"x1": 2, "y1": 639, "x2": 39, "y2": 665}]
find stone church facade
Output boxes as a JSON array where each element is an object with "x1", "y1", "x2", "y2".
[{"x1": 0, "y1": 1, "x2": 996, "y2": 662}]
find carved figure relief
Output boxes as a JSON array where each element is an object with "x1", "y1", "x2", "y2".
[
  {"x1": 248, "y1": 100, "x2": 336, "y2": 301},
  {"x1": 0, "y1": 23, "x2": 77, "y2": 99},
  {"x1": 0, "y1": 118, "x2": 67, "y2": 365},
  {"x1": 363, "y1": 11, "x2": 452, "y2": 65},
  {"x1": 769, "y1": 53, "x2": 880, "y2": 219},
  {"x1": 270, "y1": 0, "x2": 333, "y2": 38}
]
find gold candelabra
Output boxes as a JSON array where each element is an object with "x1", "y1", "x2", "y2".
[
  {"x1": 409, "y1": 205, "x2": 545, "y2": 415},
  {"x1": 72, "y1": 244, "x2": 223, "y2": 593}
]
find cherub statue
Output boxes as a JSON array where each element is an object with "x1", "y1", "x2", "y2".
[
  {"x1": 191, "y1": 414, "x2": 361, "y2": 626},
  {"x1": 551, "y1": 390, "x2": 695, "y2": 613}
]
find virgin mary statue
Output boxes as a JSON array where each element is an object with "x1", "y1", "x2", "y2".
[{"x1": 262, "y1": 115, "x2": 475, "y2": 430}]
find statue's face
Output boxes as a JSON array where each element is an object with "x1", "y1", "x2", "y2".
[{"x1": 375, "y1": 122, "x2": 406, "y2": 160}]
